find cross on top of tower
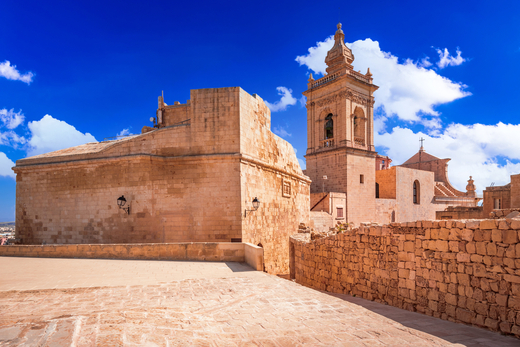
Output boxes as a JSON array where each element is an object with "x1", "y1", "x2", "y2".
[{"x1": 419, "y1": 137, "x2": 425, "y2": 152}]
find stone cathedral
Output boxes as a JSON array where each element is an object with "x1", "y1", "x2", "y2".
[
  {"x1": 304, "y1": 23, "x2": 379, "y2": 225},
  {"x1": 305, "y1": 23, "x2": 480, "y2": 228},
  {"x1": 12, "y1": 23, "x2": 482, "y2": 274}
]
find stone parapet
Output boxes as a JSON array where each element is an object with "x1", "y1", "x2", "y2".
[
  {"x1": 0, "y1": 242, "x2": 264, "y2": 271},
  {"x1": 290, "y1": 218, "x2": 520, "y2": 337}
]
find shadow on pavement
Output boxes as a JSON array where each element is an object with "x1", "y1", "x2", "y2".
[
  {"x1": 224, "y1": 262, "x2": 256, "y2": 272},
  {"x1": 324, "y1": 292, "x2": 519, "y2": 347}
]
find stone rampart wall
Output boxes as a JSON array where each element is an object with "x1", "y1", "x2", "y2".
[
  {"x1": 0, "y1": 242, "x2": 264, "y2": 271},
  {"x1": 290, "y1": 219, "x2": 520, "y2": 337}
]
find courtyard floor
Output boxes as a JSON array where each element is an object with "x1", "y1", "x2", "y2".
[{"x1": 0, "y1": 257, "x2": 518, "y2": 346}]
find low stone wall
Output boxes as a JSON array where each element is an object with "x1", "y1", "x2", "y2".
[
  {"x1": 0, "y1": 242, "x2": 264, "y2": 271},
  {"x1": 290, "y1": 219, "x2": 520, "y2": 337},
  {"x1": 491, "y1": 209, "x2": 520, "y2": 219}
]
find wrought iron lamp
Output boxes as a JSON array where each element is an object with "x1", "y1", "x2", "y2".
[
  {"x1": 117, "y1": 195, "x2": 130, "y2": 215},
  {"x1": 245, "y1": 197, "x2": 260, "y2": 217}
]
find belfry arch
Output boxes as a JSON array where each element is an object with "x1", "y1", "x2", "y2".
[{"x1": 352, "y1": 106, "x2": 366, "y2": 146}]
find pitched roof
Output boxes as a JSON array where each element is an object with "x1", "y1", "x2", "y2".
[{"x1": 402, "y1": 150, "x2": 442, "y2": 165}]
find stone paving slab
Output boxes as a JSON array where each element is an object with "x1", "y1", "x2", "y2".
[
  {"x1": 0, "y1": 257, "x2": 518, "y2": 346},
  {"x1": 0, "y1": 257, "x2": 257, "y2": 291}
]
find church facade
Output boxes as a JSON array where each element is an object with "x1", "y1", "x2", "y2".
[{"x1": 306, "y1": 24, "x2": 479, "y2": 227}]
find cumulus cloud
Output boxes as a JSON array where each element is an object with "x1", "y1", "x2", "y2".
[
  {"x1": 273, "y1": 125, "x2": 292, "y2": 138},
  {"x1": 0, "y1": 152, "x2": 15, "y2": 178},
  {"x1": 0, "y1": 130, "x2": 26, "y2": 148},
  {"x1": 0, "y1": 109, "x2": 25, "y2": 129},
  {"x1": 436, "y1": 48, "x2": 466, "y2": 69},
  {"x1": 265, "y1": 87, "x2": 297, "y2": 112},
  {"x1": 0, "y1": 61, "x2": 34, "y2": 84},
  {"x1": 296, "y1": 38, "x2": 470, "y2": 128},
  {"x1": 27, "y1": 115, "x2": 97, "y2": 157},
  {"x1": 117, "y1": 128, "x2": 132, "y2": 137},
  {"x1": 376, "y1": 122, "x2": 520, "y2": 193}
]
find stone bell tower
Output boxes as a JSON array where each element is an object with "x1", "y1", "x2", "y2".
[{"x1": 303, "y1": 23, "x2": 379, "y2": 225}]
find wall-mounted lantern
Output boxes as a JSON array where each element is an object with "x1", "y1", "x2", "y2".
[
  {"x1": 117, "y1": 195, "x2": 130, "y2": 215},
  {"x1": 245, "y1": 197, "x2": 260, "y2": 217}
]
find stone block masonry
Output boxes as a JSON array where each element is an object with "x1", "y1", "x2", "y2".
[
  {"x1": 0, "y1": 242, "x2": 264, "y2": 271},
  {"x1": 290, "y1": 218, "x2": 520, "y2": 337}
]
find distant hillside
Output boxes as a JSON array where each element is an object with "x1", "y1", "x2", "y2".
[{"x1": 0, "y1": 222, "x2": 15, "y2": 227}]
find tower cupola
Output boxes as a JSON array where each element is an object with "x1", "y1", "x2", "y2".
[{"x1": 325, "y1": 23, "x2": 355, "y2": 75}]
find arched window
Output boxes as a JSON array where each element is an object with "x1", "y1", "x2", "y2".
[
  {"x1": 352, "y1": 107, "x2": 365, "y2": 145},
  {"x1": 324, "y1": 114, "x2": 333, "y2": 139},
  {"x1": 413, "y1": 180, "x2": 420, "y2": 204}
]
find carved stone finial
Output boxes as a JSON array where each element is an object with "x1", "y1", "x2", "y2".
[
  {"x1": 337, "y1": 22, "x2": 342, "y2": 30},
  {"x1": 466, "y1": 176, "x2": 476, "y2": 197},
  {"x1": 308, "y1": 73, "x2": 314, "y2": 82},
  {"x1": 366, "y1": 67, "x2": 372, "y2": 77}
]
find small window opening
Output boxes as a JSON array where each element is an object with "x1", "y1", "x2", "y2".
[
  {"x1": 376, "y1": 182, "x2": 380, "y2": 198},
  {"x1": 337, "y1": 207, "x2": 344, "y2": 218},
  {"x1": 494, "y1": 198, "x2": 501, "y2": 209},
  {"x1": 413, "y1": 180, "x2": 420, "y2": 204},
  {"x1": 360, "y1": 174, "x2": 364, "y2": 184}
]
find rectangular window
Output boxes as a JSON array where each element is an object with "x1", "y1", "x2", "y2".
[
  {"x1": 337, "y1": 207, "x2": 344, "y2": 218},
  {"x1": 360, "y1": 174, "x2": 364, "y2": 184},
  {"x1": 494, "y1": 198, "x2": 501, "y2": 209}
]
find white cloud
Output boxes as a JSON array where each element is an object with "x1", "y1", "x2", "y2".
[
  {"x1": 273, "y1": 125, "x2": 292, "y2": 138},
  {"x1": 376, "y1": 122, "x2": 520, "y2": 193},
  {"x1": 418, "y1": 57, "x2": 433, "y2": 68},
  {"x1": 27, "y1": 115, "x2": 97, "y2": 157},
  {"x1": 117, "y1": 128, "x2": 132, "y2": 137},
  {"x1": 265, "y1": 87, "x2": 297, "y2": 112},
  {"x1": 295, "y1": 36, "x2": 334, "y2": 75},
  {"x1": 296, "y1": 38, "x2": 470, "y2": 128},
  {"x1": 0, "y1": 61, "x2": 34, "y2": 84},
  {"x1": 436, "y1": 48, "x2": 466, "y2": 69},
  {"x1": 299, "y1": 95, "x2": 307, "y2": 107},
  {"x1": 0, "y1": 130, "x2": 26, "y2": 147},
  {"x1": 0, "y1": 152, "x2": 15, "y2": 178},
  {"x1": 0, "y1": 109, "x2": 25, "y2": 129}
]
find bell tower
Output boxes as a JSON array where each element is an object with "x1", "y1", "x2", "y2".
[{"x1": 303, "y1": 23, "x2": 379, "y2": 225}]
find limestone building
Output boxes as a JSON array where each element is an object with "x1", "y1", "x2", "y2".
[
  {"x1": 482, "y1": 173, "x2": 520, "y2": 216},
  {"x1": 304, "y1": 23, "x2": 379, "y2": 226},
  {"x1": 306, "y1": 24, "x2": 479, "y2": 227},
  {"x1": 13, "y1": 87, "x2": 310, "y2": 274}
]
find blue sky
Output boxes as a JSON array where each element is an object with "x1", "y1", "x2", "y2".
[{"x1": 2, "y1": 0, "x2": 520, "y2": 221}]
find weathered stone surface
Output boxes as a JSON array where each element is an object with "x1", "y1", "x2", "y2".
[
  {"x1": 13, "y1": 87, "x2": 311, "y2": 275},
  {"x1": 291, "y1": 219, "x2": 520, "y2": 338},
  {"x1": 480, "y1": 220, "x2": 497, "y2": 230}
]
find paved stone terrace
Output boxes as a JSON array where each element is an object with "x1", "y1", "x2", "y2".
[{"x1": 0, "y1": 257, "x2": 518, "y2": 346}]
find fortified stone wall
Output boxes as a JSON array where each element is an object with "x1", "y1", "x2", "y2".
[
  {"x1": 15, "y1": 152, "x2": 241, "y2": 244},
  {"x1": 291, "y1": 219, "x2": 520, "y2": 337},
  {"x1": 14, "y1": 87, "x2": 310, "y2": 275},
  {"x1": 238, "y1": 90, "x2": 311, "y2": 274}
]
